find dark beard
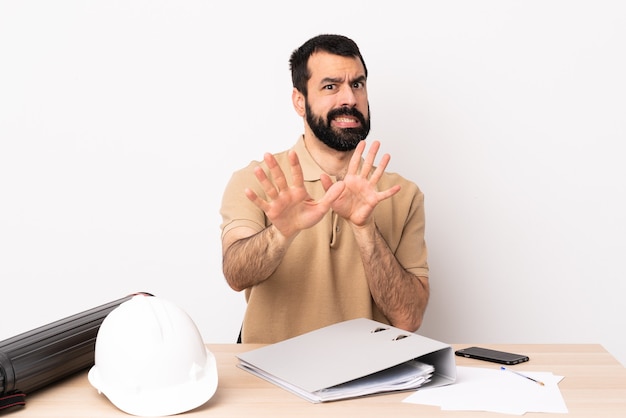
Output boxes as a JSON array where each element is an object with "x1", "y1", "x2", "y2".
[{"x1": 305, "y1": 102, "x2": 371, "y2": 151}]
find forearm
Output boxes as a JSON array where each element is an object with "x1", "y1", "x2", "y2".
[
  {"x1": 352, "y1": 223, "x2": 430, "y2": 331},
  {"x1": 222, "y1": 225, "x2": 293, "y2": 292}
]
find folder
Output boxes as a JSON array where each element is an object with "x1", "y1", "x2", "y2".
[{"x1": 236, "y1": 318, "x2": 457, "y2": 403}]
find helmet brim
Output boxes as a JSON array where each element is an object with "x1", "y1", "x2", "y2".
[{"x1": 89, "y1": 348, "x2": 218, "y2": 417}]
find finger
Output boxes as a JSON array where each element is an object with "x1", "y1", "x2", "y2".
[
  {"x1": 320, "y1": 180, "x2": 346, "y2": 206},
  {"x1": 264, "y1": 152, "x2": 290, "y2": 192},
  {"x1": 376, "y1": 184, "x2": 401, "y2": 201},
  {"x1": 253, "y1": 165, "x2": 279, "y2": 200},
  {"x1": 245, "y1": 187, "x2": 270, "y2": 212},
  {"x1": 319, "y1": 173, "x2": 334, "y2": 192},
  {"x1": 360, "y1": 140, "x2": 381, "y2": 178},
  {"x1": 347, "y1": 140, "x2": 367, "y2": 175},
  {"x1": 369, "y1": 152, "x2": 391, "y2": 184},
  {"x1": 288, "y1": 150, "x2": 305, "y2": 188}
]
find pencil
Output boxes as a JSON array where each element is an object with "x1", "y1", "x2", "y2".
[{"x1": 500, "y1": 366, "x2": 545, "y2": 386}]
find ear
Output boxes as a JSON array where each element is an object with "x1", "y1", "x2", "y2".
[{"x1": 292, "y1": 88, "x2": 306, "y2": 117}]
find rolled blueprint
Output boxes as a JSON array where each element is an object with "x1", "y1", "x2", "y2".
[{"x1": 0, "y1": 292, "x2": 152, "y2": 411}]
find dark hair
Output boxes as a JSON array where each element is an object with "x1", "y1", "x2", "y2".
[{"x1": 289, "y1": 34, "x2": 368, "y2": 97}]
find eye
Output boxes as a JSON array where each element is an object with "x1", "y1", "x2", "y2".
[
  {"x1": 352, "y1": 81, "x2": 364, "y2": 89},
  {"x1": 323, "y1": 84, "x2": 336, "y2": 90}
]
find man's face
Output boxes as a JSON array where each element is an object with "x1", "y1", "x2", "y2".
[{"x1": 304, "y1": 52, "x2": 370, "y2": 151}]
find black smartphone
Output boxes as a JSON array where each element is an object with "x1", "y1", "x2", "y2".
[{"x1": 455, "y1": 346, "x2": 529, "y2": 365}]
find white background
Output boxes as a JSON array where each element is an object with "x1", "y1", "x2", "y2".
[{"x1": 1, "y1": 1, "x2": 625, "y2": 366}]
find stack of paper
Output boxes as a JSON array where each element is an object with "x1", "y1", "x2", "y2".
[
  {"x1": 240, "y1": 359, "x2": 434, "y2": 403},
  {"x1": 403, "y1": 366, "x2": 568, "y2": 415},
  {"x1": 312, "y1": 359, "x2": 434, "y2": 402}
]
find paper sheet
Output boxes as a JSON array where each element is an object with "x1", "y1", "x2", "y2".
[
  {"x1": 403, "y1": 366, "x2": 568, "y2": 415},
  {"x1": 314, "y1": 360, "x2": 434, "y2": 402}
]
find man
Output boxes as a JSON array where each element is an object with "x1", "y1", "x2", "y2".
[{"x1": 220, "y1": 34, "x2": 429, "y2": 343}]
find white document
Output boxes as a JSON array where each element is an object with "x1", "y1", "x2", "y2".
[
  {"x1": 403, "y1": 366, "x2": 568, "y2": 415},
  {"x1": 237, "y1": 318, "x2": 456, "y2": 403},
  {"x1": 314, "y1": 360, "x2": 434, "y2": 402},
  {"x1": 241, "y1": 358, "x2": 434, "y2": 403}
]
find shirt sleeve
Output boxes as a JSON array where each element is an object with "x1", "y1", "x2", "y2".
[{"x1": 219, "y1": 162, "x2": 268, "y2": 239}]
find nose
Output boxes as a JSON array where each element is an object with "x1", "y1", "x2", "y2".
[{"x1": 337, "y1": 84, "x2": 358, "y2": 108}]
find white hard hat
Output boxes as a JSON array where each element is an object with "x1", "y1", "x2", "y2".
[{"x1": 88, "y1": 294, "x2": 218, "y2": 417}]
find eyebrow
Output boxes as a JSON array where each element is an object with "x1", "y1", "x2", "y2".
[{"x1": 320, "y1": 75, "x2": 367, "y2": 85}]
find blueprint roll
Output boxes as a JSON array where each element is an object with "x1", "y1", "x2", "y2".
[{"x1": 0, "y1": 292, "x2": 153, "y2": 412}]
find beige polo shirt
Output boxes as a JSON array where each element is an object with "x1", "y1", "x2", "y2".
[{"x1": 220, "y1": 137, "x2": 429, "y2": 343}]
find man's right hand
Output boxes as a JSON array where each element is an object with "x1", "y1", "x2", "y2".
[{"x1": 244, "y1": 150, "x2": 345, "y2": 240}]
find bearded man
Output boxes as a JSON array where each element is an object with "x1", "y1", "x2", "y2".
[{"x1": 220, "y1": 34, "x2": 429, "y2": 344}]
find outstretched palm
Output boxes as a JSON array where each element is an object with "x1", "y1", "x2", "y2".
[
  {"x1": 245, "y1": 150, "x2": 345, "y2": 239},
  {"x1": 327, "y1": 141, "x2": 401, "y2": 227}
]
